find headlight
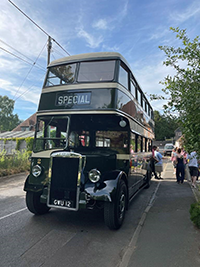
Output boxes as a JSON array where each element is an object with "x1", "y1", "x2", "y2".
[
  {"x1": 32, "y1": 165, "x2": 42, "y2": 177},
  {"x1": 88, "y1": 169, "x2": 101, "y2": 183}
]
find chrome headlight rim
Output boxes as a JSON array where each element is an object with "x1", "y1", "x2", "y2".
[
  {"x1": 32, "y1": 164, "x2": 42, "y2": 178},
  {"x1": 88, "y1": 169, "x2": 101, "y2": 183}
]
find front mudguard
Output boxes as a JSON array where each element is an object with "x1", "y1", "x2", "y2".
[
  {"x1": 24, "y1": 175, "x2": 44, "y2": 193},
  {"x1": 84, "y1": 170, "x2": 128, "y2": 203}
]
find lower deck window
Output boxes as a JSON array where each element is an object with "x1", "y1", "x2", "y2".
[{"x1": 96, "y1": 131, "x2": 128, "y2": 152}]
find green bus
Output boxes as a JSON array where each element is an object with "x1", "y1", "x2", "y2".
[{"x1": 24, "y1": 52, "x2": 155, "y2": 229}]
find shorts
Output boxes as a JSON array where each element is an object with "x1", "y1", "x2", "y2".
[
  {"x1": 189, "y1": 166, "x2": 198, "y2": 177},
  {"x1": 155, "y1": 165, "x2": 163, "y2": 173}
]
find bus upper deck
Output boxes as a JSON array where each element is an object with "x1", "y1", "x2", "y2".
[{"x1": 38, "y1": 52, "x2": 154, "y2": 139}]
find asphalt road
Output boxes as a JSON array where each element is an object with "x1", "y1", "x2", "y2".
[{"x1": 0, "y1": 171, "x2": 161, "y2": 267}]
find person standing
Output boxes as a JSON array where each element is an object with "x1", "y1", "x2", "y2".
[
  {"x1": 187, "y1": 151, "x2": 199, "y2": 188},
  {"x1": 150, "y1": 145, "x2": 159, "y2": 179},
  {"x1": 175, "y1": 148, "x2": 185, "y2": 184},
  {"x1": 155, "y1": 147, "x2": 163, "y2": 179},
  {"x1": 171, "y1": 147, "x2": 177, "y2": 174}
]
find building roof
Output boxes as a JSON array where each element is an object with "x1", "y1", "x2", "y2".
[
  {"x1": 0, "y1": 131, "x2": 35, "y2": 139},
  {"x1": 12, "y1": 113, "x2": 37, "y2": 132}
]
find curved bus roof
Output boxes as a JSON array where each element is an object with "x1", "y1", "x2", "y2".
[{"x1": 48, "y1": 52, "x2": 131, "y2": 70}]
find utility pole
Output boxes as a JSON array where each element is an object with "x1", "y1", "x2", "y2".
[{"x1": 47, "y1": 36, "x2": 52, "y2": 65}]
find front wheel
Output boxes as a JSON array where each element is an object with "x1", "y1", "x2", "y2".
[
  {"x1": 26, "y1": 191, "x2": 50, "y2": 215},
  {"x1": 104, "y1": 180, "x2": 127, "y2": 230}
]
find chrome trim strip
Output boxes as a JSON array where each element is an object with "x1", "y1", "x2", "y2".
[{"x1": 36, "y1": 110, "x2": 120, "y2": 116}]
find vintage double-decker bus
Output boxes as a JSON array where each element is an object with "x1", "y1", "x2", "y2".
[{"x1": 24, "y1": 52, "x2": 155, "y2": 229}]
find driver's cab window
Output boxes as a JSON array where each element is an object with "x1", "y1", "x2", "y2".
[
  {"x1": 69, "y1": 131, "x2": 90, "y2": 147},
  {"x1": 34, "y1": 117, "x2": 69, "y2": 152}
]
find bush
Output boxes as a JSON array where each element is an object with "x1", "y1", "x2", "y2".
[
  {"x1": 25, "y1": 137, "x2": 34, "y2": 151},
  {"x1": 190, "y1": 201, "x2": 200, "y2": 228},
  {"x1": 0, "y1": 149, "x2": 30, "y2": 177},
  {"x1": 16, "y1": 138, "x2": 24, "y2": 150}
]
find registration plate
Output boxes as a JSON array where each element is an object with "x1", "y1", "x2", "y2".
[{"x1": 53, "y1": 199, "x2": 73, "y2": 208}]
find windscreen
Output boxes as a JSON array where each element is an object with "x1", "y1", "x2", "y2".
[
  {"x1": 78, "y1": 60, "x2": 115, "y2": 82},
  {"x1": 34, "y1": 116, "x2": 70, "y2": 152},
  {"x1": 45, "y1": 63, "x2": 76, "y2": 87}
]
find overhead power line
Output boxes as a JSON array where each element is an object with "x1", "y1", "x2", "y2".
[
  {"x1": 0, "y1": 46, "x2": 45, "y2": 71},
  {"x1": 52, "y1": 47, "x2": 67, "y2": 58},
  {"x1": 13, "y1": 40, "x2": 47, "y2": 101},
  {"x1": 0, "y1": 39, "x2": 45, "y2": 70},
  {"x1": 8, "y1": 0, "x2": 71, "y2": 57}
]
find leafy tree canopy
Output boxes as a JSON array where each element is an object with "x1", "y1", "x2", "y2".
[
  {"x1": 0, "y1": 95, "x2": 22, "y2": 131},
  {"x1": 154, "y1": 110, "x2": 179, "y2": 140},
  {"x1": 152, "y1": 27, "x2": 200, "y2": 154}
]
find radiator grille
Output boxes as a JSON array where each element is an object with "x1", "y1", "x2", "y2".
[{"x1": 48, "y1": 156, "x2": 80, "y2": 210}]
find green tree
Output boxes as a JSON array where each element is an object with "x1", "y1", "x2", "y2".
[
  {"x1": 158, "y1": 27, "x2": 200, "y2": 153},
  {"x1": 0, "y1": 95, "x2": 21, "y2": 131},
  {"x1": 154, "y1": 110, "x2": 179, "y2": 140}
]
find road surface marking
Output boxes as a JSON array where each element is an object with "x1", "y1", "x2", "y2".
[{"x1": 0, "y1": 208, "x2": 27, "y2": 221}]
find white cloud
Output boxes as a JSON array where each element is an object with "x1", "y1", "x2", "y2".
[
  {"x1": 16, "y1": 87, "x2": 40, "y2": 105},
  {"x1": 149, "y1": 28, "x2": 170, "y2": 41},
  {"x1": 77, "y1": 28, "x2": 103, "y2": 48},
  {"x1": 0, "y1": 2, "x2": 47, "y2": 59},
  {"x1": 92, "y1": 0, "x2": 128, "y2": 32},
  {"x1": 170, "y1": 1, "x2": 200, "y2": 23},
  {"x1": 0, "y1": 78, "x2": 13, "y2": 88},
  {"x1": 0, "y1": 76, "x2": 41, "y2": 105},
  {"x1": 102, "y1": 44, "x2": 120, "y2": 51},
  {"x1": 120, "y1": 0, "x2": 128, "y2": 18},
  {"x1": 130, "y1": 59, "x2": 176, "y2": 112},
  {"x1": 93, "y1": 19, "x2": 108, "y2": 30}
]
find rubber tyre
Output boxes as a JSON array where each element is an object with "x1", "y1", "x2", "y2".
[
  {"x1": 26, "y1": 191, "x2": 50, "y2": 215},
  {"x1": 104, "y1": 180, "x2": 127, "y2": 230}
]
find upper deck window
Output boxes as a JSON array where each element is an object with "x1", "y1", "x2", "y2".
[
  {"x1": 130, "y1": 79, "x2": 136, "y2": 98},
  {"x1": 119, "y1": 65, "x2": 128, "y2": 89},
  {"x1": 77, "y1": 60, "x2": 115, "y2": 82},
  {"x1": 137, "y1": 89, "x2": 142, "y2": 105},
  {"x1": 45, "y1": 63, "x2": 76, "y2": 87}
]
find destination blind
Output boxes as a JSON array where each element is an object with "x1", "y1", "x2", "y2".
[{"x1": 56, "y1": 92, "x2": 91, "y2": 107}]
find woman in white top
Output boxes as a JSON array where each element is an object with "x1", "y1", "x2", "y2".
[{"x1": 187, "y1": 151, "x2": 199, "y2": 188}]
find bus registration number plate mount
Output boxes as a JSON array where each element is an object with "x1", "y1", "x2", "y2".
[
  {"x1": 53, "y1": 199, "x2": 73, "y2": 208},
  {"x1": 56, "y1": 92, "x2": 91, "y2": 107}
]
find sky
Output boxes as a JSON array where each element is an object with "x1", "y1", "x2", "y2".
[{"x1": 0, "y1": 0, "x2": 200, "y2": 121}]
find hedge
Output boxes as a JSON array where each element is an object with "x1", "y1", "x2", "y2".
[
  {"x1": 0, "y1": 137, "x2": 34, "y2": 152},
  {"x1": 190, "y1": 201, "x2": 200, "y2": 229}
]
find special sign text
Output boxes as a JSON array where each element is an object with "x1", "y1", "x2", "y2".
[{"x1": 56, "y1": 92, "x2": 91, "y2": 107}]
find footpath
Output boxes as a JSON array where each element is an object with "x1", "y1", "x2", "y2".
[{"x1": 126, "y1": 161, "x2": 200, "y2": 267}]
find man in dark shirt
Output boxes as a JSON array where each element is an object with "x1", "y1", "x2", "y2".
[{"x1": 151, "y1": 145, "x2": 159, "y2": 179}]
